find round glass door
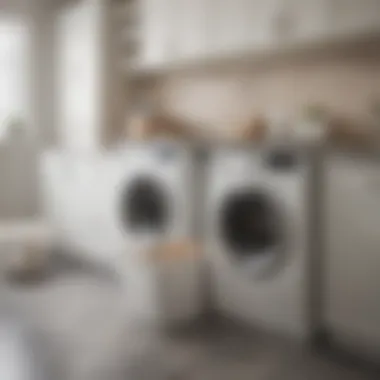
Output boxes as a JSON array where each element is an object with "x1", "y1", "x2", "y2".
[
  {"x1": 219, "y1": 189, "x2": 284, "y2": 278},
  {"x1": 120, "y1": 176, "x2": 169, "y2": 234}
]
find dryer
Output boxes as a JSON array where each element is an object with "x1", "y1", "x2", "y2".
[
  {"x1": 323, "y1": 150, "x2": 380, "y2": 362},
  {"x1": 99, "y1": 142, "x2": 200, "y2": 253},
  {"x1": 42, "y1": 143, "x2": 200, "y2": 265},
  {"x1": 204, "y1": 144, "x2": 313, "y2": 339},
  {"x1": 98, "y1": 141, "x2": 203, "y2": 321}
]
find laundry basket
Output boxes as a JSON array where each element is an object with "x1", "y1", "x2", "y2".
[{"x1": 145, "y1": 239, "x2": 203, "y2": 328}]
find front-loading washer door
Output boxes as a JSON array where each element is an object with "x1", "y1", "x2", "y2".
[
  {"x1": 119, "y1": 174, "x2": 171, "y2": 236},
  {"x1": 218, "y1": 188, "x2": 285, "y2": 279}
]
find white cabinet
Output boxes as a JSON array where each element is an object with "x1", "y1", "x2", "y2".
[
  {"x1": 281, "y1": 0, "x2": 380, "y2": 45},
  {"x1": 139, "y1": 0, "x2": 174, "y2": 66},
  {"x1": 139, "y1": 0, "x2": 208, "y2": 64},
  {"x1": 209, "y1": 0, "x2": 249, "y2": 55},
  {"x1": 209, "y1": 0, "x2": 328, "y2": 55},
  {"x1": 137, "y1": 0, "x2": 331, "y2": 67},
  {"x1": 326, "y1": 0, "x2": 380, "y2": 38},
  {"x1": 176, "y1": 0, "x2": 208, "y2": 59},
  {"x1": 324, "y1": 154, "x2": 380, "y2": 361},
  {"x1": 135, "y1": 0, "x2": 380, "y2": 71},
  {"x1": 248, "y1": 0, "x2": 284, "y2": 48},
  {"x1": 284, "y1": 0, "x2": 329, "y2": 43},
  {"x1": 208, "y1": 0, "x2": 280, "y2": 56}
]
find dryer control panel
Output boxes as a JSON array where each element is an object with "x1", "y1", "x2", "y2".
[
  {"x1": 264, "y1": 147, "x2": 301, "y2": 172},
  {"x1": 154, "y1": 145, "x2": 179, "y2": 163}
]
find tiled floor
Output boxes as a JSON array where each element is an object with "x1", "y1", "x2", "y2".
[{"x1": 0, "y1": 262, "x2": 378, "y2": 380}]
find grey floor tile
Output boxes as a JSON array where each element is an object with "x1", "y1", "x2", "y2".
[{"x1": 1, "y1": 267, "x2": 379, "y2": 380}]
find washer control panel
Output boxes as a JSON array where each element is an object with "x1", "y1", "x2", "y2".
[
  {"x1": 264, "y1": 147, "x2": 301, "y2": 172},
  {"x1": 154, "y1": 145, "x2": 179, "y2": 163}
]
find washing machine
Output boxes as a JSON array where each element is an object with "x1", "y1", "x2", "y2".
[
  {"x1": 99, "y1": 142, "x2": 202, "y2": 251},
  {"x1": 204, "y1": 143, "x2": 314, "y2": 339},
  {"x1": 98, "y1": 141, "x2": 204, "y2": 321},
  {"x1": 322, "y1": 150, "x2": 380, "y2": 362}
]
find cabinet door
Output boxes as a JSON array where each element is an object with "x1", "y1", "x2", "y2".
[
  {"x1": 176, "y1": 0, "x2": 208, "y2": 60},
  {"x1": 285, "y1": 0, "x2": 329, "y2": 43},
  {"x1": 210, "y1": 0, "x2": 280, "y2": 55},
  {"x1": 247, "y1": 0, "x2": 288, "y2": 49},
  {"x1": 325, "y1": 155, "x2": 380, "y2": 358},
  {"x1": 210, "y1": 0, "x2": 249, "y2": 54},
  {"x1": 139, "y1": 0, "x2": 171, "y2": 66},
  {"x1": 327, "y1": 0, "x2": 380, "y2": 37}
]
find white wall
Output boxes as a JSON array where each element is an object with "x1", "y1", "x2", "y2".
[
  {"x1": 0, "y1": 138, "x2": 39, "y2": 220},
  {"x1": 0, "y1": 0, "x2": 53, "y2": 220}
]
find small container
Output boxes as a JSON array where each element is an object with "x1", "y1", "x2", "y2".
[
  {"x1": 236, "y1": 116, "x2": 268, "y2": 143},
  {"x1": 147, "y1": 239, "x2": 202, "y2": 328}
]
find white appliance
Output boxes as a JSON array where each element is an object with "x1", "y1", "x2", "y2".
[
  {"x1": 42, "y1": 143, "x2": 203, "y2": 323},
  {"x1": 323, "y1": 151, "x2": 380, "y2": 362},
  {"x1": 99, "y1": 142, "x2": 199, "y2": 251},
  {"x1": 95, "y1": 142, "x2": 203, "y2": 322},
  {"x1": 204, "y1": 144, "x2": 313, "y2": 339}
]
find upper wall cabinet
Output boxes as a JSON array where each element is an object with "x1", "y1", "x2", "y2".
[
  {"x1": 326, "y1": 0, "x2": 380, "y2": 38},
  {"x1": 138, "y1": 0, "x2": 284, "y2": 66},
  {"x1": 135, "y1": 0, "x2": 380, "y2": 72},
  {"x1": 209, "y1": 0, "x2": 280, "y2": 55},
  {"x1": 139, "y1": 0, "x2": 169, "y2": 66},
  {"x1": 276, "y1": 0, "x2": 380, "y2": 45},
  {"x1": 174, "y1": 0, "x2": 209, "y2": 60},
  {"x1": 280, "y1": 0, "x2": 329, "y2": 44},
  {"x1": 139, "y1": 0, "x2": 209, "y2": 65},
  {"x1": 208, "y1": 0, "x2": 329, "y2": 53}
]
